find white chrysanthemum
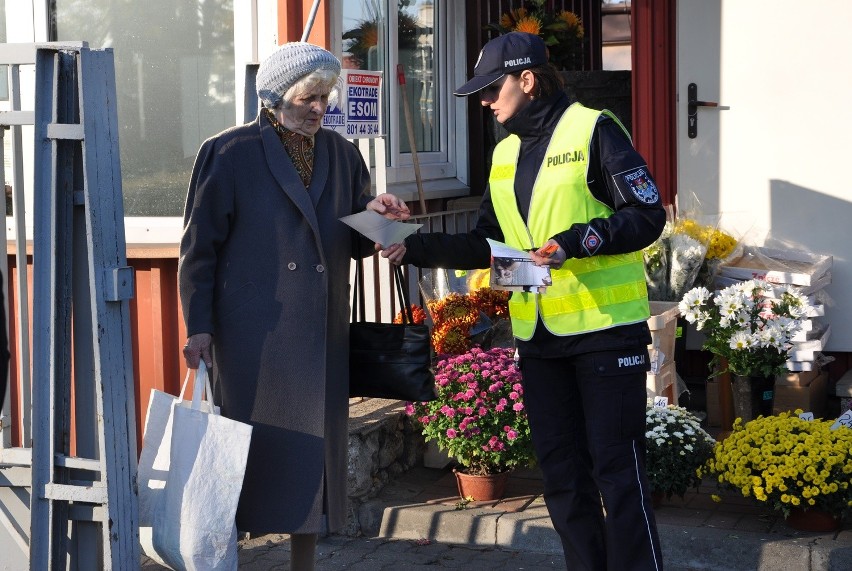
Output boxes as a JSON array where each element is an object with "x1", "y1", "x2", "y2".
[
  {"x1": 729, "y1": 330, "x2": 753, "y2": 350},
  {"x1": 758, "y1": 323, "x2": 788, "y2": 351},
  {"x1": 774, "y1": 315, "x2": 802, "y2": 335},
  {"x1": 679, "y1": 287, "x2": 711, "y2": 313},
  {"x1": 733, "y1": 309, "x2": 751, "y2": 329},
  {"x1": 681, "y1": 307, "x2": 703, "y2": 325}
]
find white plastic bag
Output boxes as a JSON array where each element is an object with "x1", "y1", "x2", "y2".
[{"x1": 138, "y1": 362, "x2": 252, "y2": 570}]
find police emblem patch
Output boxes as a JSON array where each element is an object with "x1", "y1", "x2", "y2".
[
  {"x1": 582, "y1": 226, "x2": 603, "y2": 256},
  {"x1": 621, "y1": 167, "x2": 659, "y2": 204}
]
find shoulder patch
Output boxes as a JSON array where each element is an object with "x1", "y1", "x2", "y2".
[
  {"x1": 582, "y1": 226, "x2": 604, "y2": 256},
  {"x1": 621, "y1": 167, "x2": 659, "y2": 204}
]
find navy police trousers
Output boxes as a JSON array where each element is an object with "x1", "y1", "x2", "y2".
[{"x1": 519, "y1": 348, "x2": 664, "y2": 571}]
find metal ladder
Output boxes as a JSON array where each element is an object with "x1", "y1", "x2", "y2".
[{"x1": 0, "y1": 42, "x2": 139, "y2": 569}]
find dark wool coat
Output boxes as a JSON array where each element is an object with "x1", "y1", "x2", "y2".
[{"x1": 178, "y1": 112, "x2": 374, "y2": 535}]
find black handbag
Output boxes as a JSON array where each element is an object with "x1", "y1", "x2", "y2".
[{"x1": 349, "y1": 263, "x2": 436, "y2": 401}]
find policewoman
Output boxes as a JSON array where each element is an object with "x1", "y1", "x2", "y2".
[{"x1": 382, "y1": 32, "x2": 666, "y2": 570}]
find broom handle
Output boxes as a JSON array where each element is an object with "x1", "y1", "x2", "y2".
[{"x1": 397, "y1": 64, "x2": 428, "y2": 215}]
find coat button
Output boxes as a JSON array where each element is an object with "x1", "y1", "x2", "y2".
[
  {"x1": 288, "y1": 262, "x2": 297, "y2": 270},
  {"x1": 315, "y1": 264, "x2": 325, "y2": 273}
]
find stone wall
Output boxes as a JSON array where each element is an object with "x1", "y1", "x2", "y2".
[{"x1": 343, "y1": 398, "x2": 425, "y2": 536}]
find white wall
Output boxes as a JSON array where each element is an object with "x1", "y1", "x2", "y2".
[{"x1": 678, "y1": 0, "x2": 852, "y2": 351}]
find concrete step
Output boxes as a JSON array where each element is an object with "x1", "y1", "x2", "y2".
[{"x1": 369, "y1": 466, "x2": 852, "y2": 571}]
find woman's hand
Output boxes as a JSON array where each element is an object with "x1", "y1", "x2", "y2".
[
  {"x1": 530, "y1": 239, "x2": 567, "y2": 270},
  {"x1": 378, "y1": 242, "x2": 407, "y2": 265},
  {"x1": 183, "y1": 333, "x2": 213, "y2": 369},
  {"x1": 367, "y1": 193, "x2": 410, "y2": 220}
]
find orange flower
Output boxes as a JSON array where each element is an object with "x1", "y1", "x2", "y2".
[
  {"x1": 362, "y1": 24, "x2": 379, "y2": 47},
  {"x1": 489, "y1": 4, "x2": 585, "y2": 70},
  {"x1": 514, "y1": 15, "x2": 542, "y2": 36},
  {"x1": 427, "y1": 292, "x2": 478, "y2": 327},
  {"x1": 469, "y1": 287, "x2": 510, "y2": 319},
  {"x1": 500, "y1": 8, "x2": 528, "y2": 29},
  {"x1": 393, "y1": 304, "x2": 428, "y2": 325},
  {"x1": 431, "y1": 322, "x2": 472, "y2": 355},
  {"x1": 558, "y1": 10, "x2": 584, "y2": 38}
]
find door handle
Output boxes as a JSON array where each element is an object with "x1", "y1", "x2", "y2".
[{"x1": 687, "y1": 83, "x2": 718, "y2": 139}]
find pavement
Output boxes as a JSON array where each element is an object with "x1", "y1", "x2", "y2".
[{"x1": 141, "y1": 464, "x2": 852, "y2": 570}]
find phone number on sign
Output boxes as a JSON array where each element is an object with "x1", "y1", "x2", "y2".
[{"x1": 346, "y1": 123, "x2": 380, "y2": 136}]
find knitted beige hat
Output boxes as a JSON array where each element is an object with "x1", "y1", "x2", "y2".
[{"x1": 256, "y1": 42, "x2": 342, "y2": 108}]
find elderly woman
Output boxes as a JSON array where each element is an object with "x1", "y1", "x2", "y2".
[{"x1": 179, "y1": 42, "x2": 409, "y2": 569}]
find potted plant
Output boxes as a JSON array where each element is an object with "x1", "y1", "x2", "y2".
[
  {"x1": 645, "y1": 402, "x2": 716, "y2": 502},
  {"x1": 703, "y1": 411, "x2": 852, "y2": 531},
  {"x1": 405, "y1": 346, "x2": 536, "y2": 500},
  {"x1": 678, "y1": 279, "x2": 812, "y2": 421}
]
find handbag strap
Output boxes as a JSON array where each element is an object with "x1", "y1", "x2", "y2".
[
  {"x1": 393, "y1": 266, "x2": 415, "y2": 324},
  {"x1": 351, "y1": 261, "x2": 414, "y2": 324}
]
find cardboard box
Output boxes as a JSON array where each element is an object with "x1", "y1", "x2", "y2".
[
  {"x1": 718, "y1": 246, "x2": 832, "y2": 286},
  {"x1": 836, "y1": 370, "x2": 852, "y2": 412},
  {"x1": 836, "y1": 370, "x2": 852, "y2": 397},
  {"x1": 705, "y1": 378, "x2": 722, "y2": 428},
  {"x1": 714, "y1": 272, "x2": 832, "y2": 297},
  {"x1": 776, "y1": 368, "x2": 821, "y2": 387},
  {"x1": 647, "y1": 301, "x2": 679, "y2": 371},
  {"x1": 785, "y1": 357, "x2": 822, "y2": 372},
  {"x1": 646, "y1": 361, "x2": 677, "y2": 405},
  {"x1": 773, "y1": 371, "x2": 828, "y2": 418},
  {"x1": 788, "y1": 323, "x2": 830, "y2": 362},
  {"x1": 791, "y1": 324, "x2": 830, "y2": 354}
]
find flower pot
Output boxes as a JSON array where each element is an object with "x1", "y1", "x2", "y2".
[
  {"x1": 785, "y1": 507, "x2": 842, "y2": 532},
  {"x1": 454, "y1": 469, "x2": 510, "y2": 501},
  {"x1": 731, "y1": 374, "x2": 775, "y2": 422}
]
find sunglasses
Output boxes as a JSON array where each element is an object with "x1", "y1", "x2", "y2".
[{"x1": 481, "y1": 77, "x2": 507, "y2": 99}]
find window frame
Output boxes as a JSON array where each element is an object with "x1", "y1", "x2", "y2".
[{"x1": 331, "y1": 0, "x2": 470, "y2": 198}]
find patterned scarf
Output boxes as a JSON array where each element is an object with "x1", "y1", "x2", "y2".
[{"x1": 264, "y1": 107, "x2": 315, "y2": 188}]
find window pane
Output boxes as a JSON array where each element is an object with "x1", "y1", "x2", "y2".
[
  {"x1": 398, "y1": 0, "x2": 438, "y2": 154},
  {"x1": 342, "y1": 1, "x2": 386, "y2": 72},
  {"x1": 54, "y1": 0, "x2": 235, "y2": 216},
  {"x1": 341, "y1": 0, "x2": 439, "y2": 156}
]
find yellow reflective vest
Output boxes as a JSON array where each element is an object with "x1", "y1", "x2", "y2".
[{"x1": 489, "y1": 103, "x2": 650, "y2": 340}]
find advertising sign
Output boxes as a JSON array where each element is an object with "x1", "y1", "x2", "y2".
[{"x1": 323, "y1": 70, "x2": 382, "y2": 139}]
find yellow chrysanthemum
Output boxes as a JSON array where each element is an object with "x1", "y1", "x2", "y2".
[{"x1": 705, "y1": 412, "x2": 852, "y2": 519}]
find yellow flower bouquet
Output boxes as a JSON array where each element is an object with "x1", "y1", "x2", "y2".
[
  {"x1": 643, "y1": 201, "x2": 740, "y2": 301},
  {"x1": 487, "y1": 0, "x2": 585, "y2": 70},
  {"x1": 704, "y1": 411, "x2": 852, "y2": 520}
]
